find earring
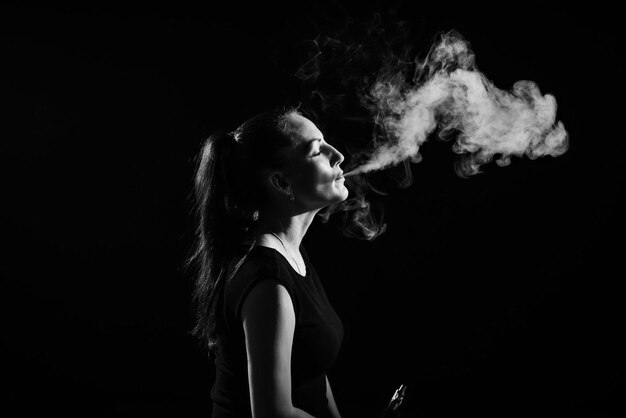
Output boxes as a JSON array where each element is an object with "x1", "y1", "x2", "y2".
[{"x1": 288, "y1": 189, "x2": 295, "y2": 202}]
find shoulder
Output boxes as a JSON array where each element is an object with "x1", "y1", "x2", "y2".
[
  {"x1": 230, "y1": 246, "x2": 284, "y2": 280},
  {"x1": 241, "y1": 279, "x2": 295, "y2": 325},
  {"x1": 226, "y1": 247, "x2": 299, "y2": 322},
  {"x1": 227, "y1": 247, "x2": 281, "y2": 290}
]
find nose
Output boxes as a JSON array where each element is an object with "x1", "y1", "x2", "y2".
[{"x1": 330, "y1": 144, "x2": 344, "y2": 167}]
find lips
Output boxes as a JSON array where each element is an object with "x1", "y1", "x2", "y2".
[{"x1": 335, "y1": 171, "x2": 344, "y2": 180}]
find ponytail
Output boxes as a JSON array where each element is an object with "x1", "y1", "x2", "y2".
[{"x1": 188, "y1": 106, "x2": 302, "y2": 356}]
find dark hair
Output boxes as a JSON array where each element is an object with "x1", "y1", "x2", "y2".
[{"x1": 188, "y1": 105, "x2": 303, "y2": 355}]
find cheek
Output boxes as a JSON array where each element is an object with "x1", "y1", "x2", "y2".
[{"x1": 294, "y1": 164, "x2": 335, "y2": 191}]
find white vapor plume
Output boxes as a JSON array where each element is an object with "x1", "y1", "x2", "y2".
[{"x1": 349, "y1": 30, "x2": 569, "y2": 178}]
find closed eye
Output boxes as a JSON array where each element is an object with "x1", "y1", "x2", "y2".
[{"x1": 309, "y1": 138, "x2": 325, "y2": 157}]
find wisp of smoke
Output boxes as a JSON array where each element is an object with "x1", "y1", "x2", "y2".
[
  {"x1": 350, "y1": 30, "x2": 569, "y2": 178},
  {"x1": 301, "y1": 27, "x2": 569, "y2": 240}
]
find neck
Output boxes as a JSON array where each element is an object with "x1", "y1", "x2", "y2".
[{"x1": 250, "y1": 207, "x2": 321, "y2": 251}]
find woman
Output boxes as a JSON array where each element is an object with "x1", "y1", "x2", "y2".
[{"x1": 189, "y1": 106, "x2": 349, "y2": 418}]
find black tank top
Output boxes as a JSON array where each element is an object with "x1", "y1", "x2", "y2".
[{"x1": 211, "y1": 244, "x2": 344, "y2": 418}]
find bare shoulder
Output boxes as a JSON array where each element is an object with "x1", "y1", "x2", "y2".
[{"x1": 241, "y1": 279, "x2": 295, "y2": 324}]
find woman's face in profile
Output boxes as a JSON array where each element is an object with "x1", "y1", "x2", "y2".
[{"x1": 282, "y1": 113, "x2": 349, "y2": 210}]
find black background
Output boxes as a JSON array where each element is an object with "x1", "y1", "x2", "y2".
[{"x1": 2, "y1": 1, "x2": 624, "y2": 417}]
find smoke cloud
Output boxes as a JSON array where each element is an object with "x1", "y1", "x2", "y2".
[
  {"x1": 351, "y1": 30, "x2": 569, "y2": 178},
  {"x1": 292, "y1": 25, "x2": 569, "y2": 240}
]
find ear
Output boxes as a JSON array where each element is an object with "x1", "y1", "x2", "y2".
[{"x1": 267, "y1": 171, "x2": 291, "y2": 195}]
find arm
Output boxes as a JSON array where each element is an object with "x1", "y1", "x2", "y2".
[
  {"x1": 241, "y1": 279, "x2": 317, "y2": 418},
  {"x1": 325, "y1": 375, "x2": 342, "y2": 418}
]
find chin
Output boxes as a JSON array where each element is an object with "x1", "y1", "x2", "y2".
[
  {"x1": 315, "y1": 193, "x2": 348, "y2": 210},
  {"x1": 310, "y1": 184, "x2": 349, "y2": 208},
  {"x1": 333, "y1": 189, "x2": 349, "y2": 203}
]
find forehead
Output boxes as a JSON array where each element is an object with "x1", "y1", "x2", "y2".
[{"x1": 284, "y1": 113, "x2": 323, "y2": 147}]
